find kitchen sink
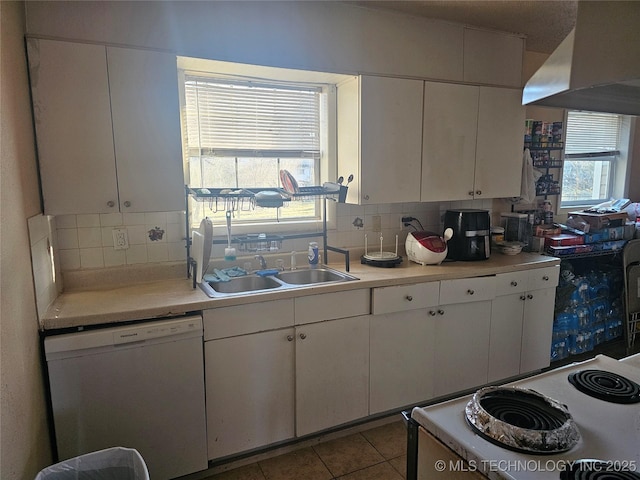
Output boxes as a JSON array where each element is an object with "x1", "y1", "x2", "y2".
[
  {"x1": 199, "y1": 266, "x2": 358, "y2": 298},
  {"x1": 203, "y1": 275, "x2": 283, "y2": 296},
  {"x1": 276, "y1": 268, "x2": 358, "y2": 285}
]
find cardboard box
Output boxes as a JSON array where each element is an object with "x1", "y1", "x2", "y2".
[
  {"x1": 545, "y1": 234, "x2": 584, "y2": 247},
  {"x1": 535, "y1": 225, "x2": 561, "y2": 237},
  {"x1": 546, "y1": 244, "x2": 594, "y2": 257},
  {"x1": 569, "y1": 211, "x2": 629, "y2": 230}
]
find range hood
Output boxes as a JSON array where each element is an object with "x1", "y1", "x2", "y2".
[{"x1": 522, "y1": 1, "x2": 640, "y2": 115}]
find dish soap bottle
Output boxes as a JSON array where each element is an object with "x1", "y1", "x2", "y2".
[{"x1": 308, "y1": 242, "x2": 319, "y2": 268}]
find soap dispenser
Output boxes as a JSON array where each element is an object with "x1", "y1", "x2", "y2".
[{"x1": 308, "y1": 242, "x2": 319, "y2": 268}]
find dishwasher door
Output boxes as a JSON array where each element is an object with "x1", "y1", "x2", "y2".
[{"x1": 45, "y1": 315, "x2": 208, "y2": 480}]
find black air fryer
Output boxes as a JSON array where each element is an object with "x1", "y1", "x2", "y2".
[{"x1": 444, "y1": 209, "x2": 491, "y2": 261}]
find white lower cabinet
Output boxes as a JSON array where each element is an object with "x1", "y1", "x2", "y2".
[
  {"x1": 204, "y1": 328, "x2": 295, "y2": 459},
  {"x1": 295, "y1": 315, "x2": 370, "y2": 437},
  {"x1": 433, "y1": 300, "x2": 492, "y2": 397},
  {"x1": 370, "y1": 309, "x2": 436, "y2": 414},
  {"x1": 203, "y1": 300, "x2": 295, "y2": 460},
  {"x1": 489, "y1": 266, "x2": 560, "y2": 381}
]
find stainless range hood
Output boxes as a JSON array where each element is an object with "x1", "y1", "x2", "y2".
[{"x1": 522, "y1": 1, "x2": 640, "y2": 115}]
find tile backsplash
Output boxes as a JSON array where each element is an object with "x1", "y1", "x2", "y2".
[
  {"x1": 55, "y1": 211, "x2": 186, "y2": 271},
  {"x1": 53, "y1": 199, "x2": 497, "y2": 272}
]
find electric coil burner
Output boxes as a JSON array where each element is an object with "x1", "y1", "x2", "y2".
[
  {"x1": 568, "y1": 370, "x2": 640, "y2": 404},
  {"x1": 560, "y1": 459, "x2": 640, "y2": 480},
  {"x1": 465, "y1": 386, "x2": 580, "y2": 454}
]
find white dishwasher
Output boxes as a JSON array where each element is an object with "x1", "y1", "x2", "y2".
[{"x1": 44, "y1": 315, "x2": 208, "y2": 480}]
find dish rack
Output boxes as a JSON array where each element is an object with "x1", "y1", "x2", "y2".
[{"x1": 184, "y1": 183, "x2": 352, "y2": 273}]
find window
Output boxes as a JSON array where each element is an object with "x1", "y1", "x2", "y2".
[
  {"x1": 182, "y1": 74, "x2": 327, "y2": 226},
  {"x1": 560, "y1": 111, "x2": 622, "y2": 207}
]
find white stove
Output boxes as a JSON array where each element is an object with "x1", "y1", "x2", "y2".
[{"x1": 410, "y1": 355, "x2": 640, "y2": 480}]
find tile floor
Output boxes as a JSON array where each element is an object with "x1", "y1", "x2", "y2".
[{"x1": 203, "y1": 420, "x2": 407, "y2": 480}]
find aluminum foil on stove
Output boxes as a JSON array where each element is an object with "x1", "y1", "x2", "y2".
[{"x1": 465, "y1": 386, "x2": 581, "y2": 454}]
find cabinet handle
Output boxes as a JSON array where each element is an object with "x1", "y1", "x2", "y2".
[
  {"x1": 511, "y1": 281, "x2": 518, "y2": 287},
  {"x1": 107, "y1": 200, "x2": 115, "y2": 208},
  {"x1": 429, "y1": 310, "x2": 436, "y2": 316},
  {"x1": 468, "y1": 191, "x2": 474, "y2": 196},
  {"x1": 527, "y1": 294, "x2": 534, "y2": 300},
  {"x1": 287, "y1": 335, "x2": 294, "y2": 342},
  {"x1": 520, "y1": 295, "x2": 526, "y2": 301},
  {"x1": 123, "y1": 201, "x2": 132, "y2": 208},
  {"x1": 364, "y1": 195, "x2": 370, "y2": 201},
  {"x1": 405, "y1": 295, "x2": 413, "y2": 301},
  {"x1": 437, "y1": 309, "x2": 444, "y2": 315},
  {"x1": 542, "y1": 275, "x2": 549, "y2": 281},
  {"x1": 467, "y1": 289, "x2": 475, "y2": 295},
  {"x1": 299, "y1": 333, "x2": 307, "y2": 340},
  {"x1": 476, "y1": 190, "x2": 482, "y2": 196}
]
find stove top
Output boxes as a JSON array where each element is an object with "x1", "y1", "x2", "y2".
[
  {"x1": 559, "y1": 460, "x2": 640, "y2": 480},
  {"x1": 568, "y1": 370, "x2": 640, "y2": 404},
  {"x1": 412, "y1": 355, "x2": 640, "y2": 480},
  {"x1": 465, "y1": 387, "x2": 580, "y2": 454}
]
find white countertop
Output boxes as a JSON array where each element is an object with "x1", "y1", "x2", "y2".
[{"x1": 41, "y1": 252, "x2": 559, "y2": 330}]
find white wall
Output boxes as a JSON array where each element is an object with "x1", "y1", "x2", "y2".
[{"x1": 1, "y1": 1, "x2": 53, "y2": 477}]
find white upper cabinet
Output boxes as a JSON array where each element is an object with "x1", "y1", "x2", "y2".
[
  {"x1": 106, "y1": 47, "x2": 184, "y2": 213},
  {"x1": 474, "y1": 87, "x2": 526, "y2": 198},
  {"x1": 422, "y1": 82, "x2": 525, "y2": 201},
  {"x1": 338, "y1": 75, "x2": 423, "y2": 204},
  {"x1": 28, "y1": 39, "x2": 119, "y2": 214},
  {"x1": 421, "y1": 82, "x2": 479, "y2": 202},
  {"x1": 463, "y1": 28, "x2": 524, "y2": 87},
  {"x1": 27, "y1": 38, "x2": 184, "y2": 215}
]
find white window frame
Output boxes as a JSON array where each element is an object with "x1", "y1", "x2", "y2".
[
  {"x1": 177, "y1": 58, "x2": 349, "y2": 236},
  {"x1": 559, "y1": 111, "x2": 635, "y2": 212}
]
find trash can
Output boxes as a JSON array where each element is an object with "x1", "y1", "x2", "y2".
[{"x1": 35, "y1": 447, "x2": 149, "y2": 480}]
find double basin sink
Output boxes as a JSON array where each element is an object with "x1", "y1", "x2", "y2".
[{"x1": 199, "y1": 267, "x2": 359, "y2": 298}]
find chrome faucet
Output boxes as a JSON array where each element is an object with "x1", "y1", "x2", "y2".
[{"x1": 255, "y1": 255, "x2": 267, "y2": 270}]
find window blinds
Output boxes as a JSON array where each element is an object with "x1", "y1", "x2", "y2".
[
  {"x1": 564, "y1": 111, "x2": 621, "y2": 156},
  {"x1": 184, "y1": 76, "x2": 321, "y2": 156}
]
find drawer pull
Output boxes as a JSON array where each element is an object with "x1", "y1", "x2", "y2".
[
  {"x1": 543, "y1": 275, "x2": 549, "y2": 281},
  {"x1": 299, "y1": 333, "x2": 307, "y2": 340},
  {"x1": 437, "y1": 309, "x2": 444, "y2": 315},
  {"x1": 429, "y1": 310, "x2": 436, "y2": 316},
  {"x1": 467, "y1": 289, "x2": 475, "y2": 295},
  {"x1": 406, "y1": 295, "x2": 413, "y2": 302},
  {"x1": 511, "y1": 281, "x2": 518, "y2": 287},
  {"x1": 527, "y1": 294, "x2": 534, "y2": 300},
  {"x1": 287, "y1": 335, "x2": 294, "y2": 342}
]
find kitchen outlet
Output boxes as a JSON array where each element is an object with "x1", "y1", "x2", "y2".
[
  {"x1": 112, "y1": 228, "x2": 129, "y2": 250},
  {"x1": 372, "y1": 215, "x2": 381, "y2": 232}
]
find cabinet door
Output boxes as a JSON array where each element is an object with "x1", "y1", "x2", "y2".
[
  {"x1": 474, "y1": 87, "x2": 525, "y2": 199},
  {"x1": 359, "y1": 76, "x2": 423, "y2": 204},
  {"x1": 107, "y1": 47, "x2": 185, "y2": 213},
  {"x1": 489, "y1": 294, "x2": 525, "y2": 382},
  {"x1": 370, "y1": 309, "x2": 436, "y2": 414},
  {"x1": 205, "y1": 328, "x2": 295, "y2": 459},
  {"x1": 295, "y1": 315, "x2": 369, "y2": 436},
  {"x1": 433, "y1": 301, "x2": 491, "y2": 397},
  {"x1": 422, "y1": 82, "x2": 478, "y2": 202},
  {"x1": 27, "y1": 39, "x2": 119, "y2": 215},
  {"x1": 520, "y1": 287, "x2": 556, "y2": 373}
]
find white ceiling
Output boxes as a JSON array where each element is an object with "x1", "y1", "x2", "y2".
[{"x1": 344, "y1": 1, "x2": 578, "y2": 54}]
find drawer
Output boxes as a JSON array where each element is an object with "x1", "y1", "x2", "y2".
[
  {"x1": 528, "y1": 265, "x2": 559, "y2": 291},
  {"x1": 294, "y1": 289, "x2": 370, "y2": 325},
  {"x1": 204, "y1": 299, "x2": 294, "y2": 340},
  {"x1": 372, "y1": 282, "x2": 439, "y2": 315},
  {"x1": 495, "y1": 270, "x2": 529, "y2": 296},
  {"x1": 439, "y1": 276, "x2": 496, "y2": 305}
]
